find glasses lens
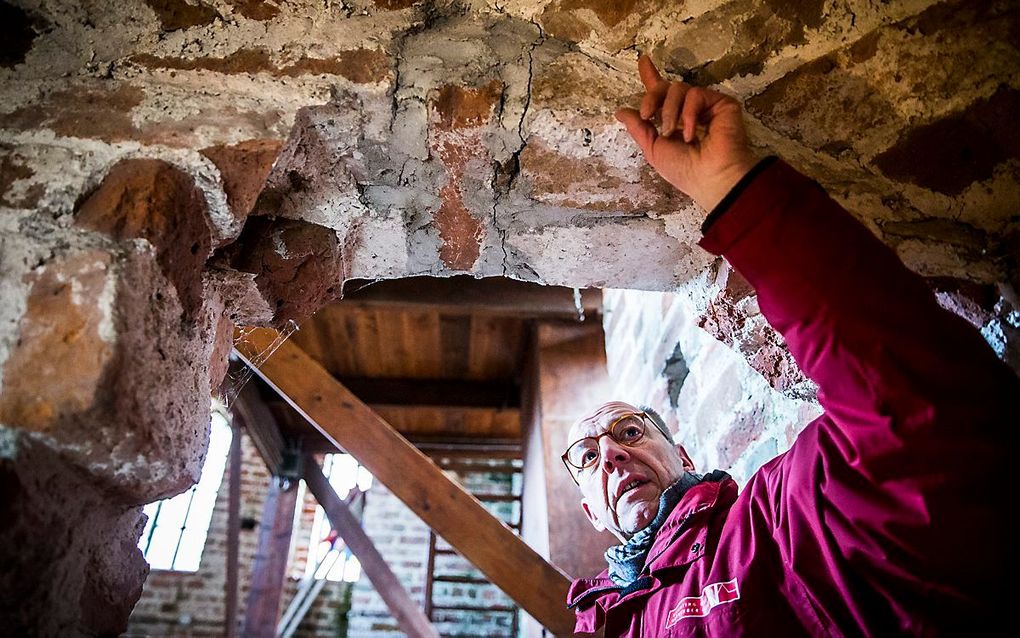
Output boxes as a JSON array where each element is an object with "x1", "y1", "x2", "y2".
[
  {"x1": 612, "y1": 414, "x2": 646, "y2": 443},
  {"x1": 566, "y1": 439, "x2": 600, "y2": 469}
]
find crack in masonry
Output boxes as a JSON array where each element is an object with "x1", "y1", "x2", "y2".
[
  {"x1": 386, "y1": 2, "x2": 447, "y2": 134},
  {"x1": 495, "y1": 81, "x2": 508, "y2": 128},
  {"x1": 492, "y1": 19, "x2": 545, "y2": 278},
  {"x1": 387, "y1": 41, "x2": 405, "y2": 135}
]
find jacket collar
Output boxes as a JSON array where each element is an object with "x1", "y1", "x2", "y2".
[{"x1": 567, "y1": 476, "x2": 737, "y2": 611}]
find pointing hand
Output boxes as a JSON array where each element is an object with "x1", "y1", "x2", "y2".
[{"x1": 616, "y1": 55, "x2": 757, "y2": 213}]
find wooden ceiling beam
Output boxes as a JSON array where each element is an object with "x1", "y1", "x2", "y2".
[
  {"x1": 336, "y1": 376, "x2": 521, "y2": 408},
  {"x1": 233, "y1": 328, "x2": 576, "y2": 636},
  {"x1": 269, "y1": 400, "x2": 521, "y2": 446},
  {"x1": 339, "y1": 275, "x2": 601, "y2": 319}
]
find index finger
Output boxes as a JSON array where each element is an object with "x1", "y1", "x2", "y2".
[{"x1": 638, "y1": 55, "x2": 664, "y2": 92}]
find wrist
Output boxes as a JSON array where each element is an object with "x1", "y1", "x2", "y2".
[
  {"x1": 692, "y1": 158, "x2": 758, "y2": 212},
  {"x1": 699, "y1": 156, "x2": 779, "y2": 235}
]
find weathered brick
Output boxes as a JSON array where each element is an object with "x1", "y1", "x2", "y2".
[
  {"x1": 131, "y1": 48, "x2": 391, "y2": 84},
  {"x1": 659, "y1": 0, "x2": 823, "y2": 85},
  {"x1": 75, "y1": 159, "x2": 213, "y2": 321},
  {"x1": 428, "y1": 82, "x2": 502, "y2": 271},
  {"x1": 201, "y1": 139, "x2": 283, "y2": 225},
  {"x1": 0, "y1": 250, "x2": 114, "y2": 431},
  {"x1": 145, "y1": 0, "x2": 219, "y2": 31},
  {"x1": 0, "y1": 83, "x2": 144, "y2": 142},
  {"x1": 873, "y1": 87, "x2": 1020, "y2": 195},
  {"x1": 0, "y1": 82, "x2": 285, "y2": 147}
]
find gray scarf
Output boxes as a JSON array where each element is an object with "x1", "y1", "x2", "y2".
[{"x1": 604, "y1": 471, "x2": 728, "y2": 586}]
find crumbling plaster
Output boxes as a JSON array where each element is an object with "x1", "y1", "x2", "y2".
[{"x1": 0, "y1": 0, "x2": 1017, "y2": 633}]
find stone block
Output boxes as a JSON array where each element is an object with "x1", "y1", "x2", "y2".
[
  {"x1": 75, "y1": 158, "x2": 214, "y2": 321},
  {"x1": 221, "y1": 216, "x2": 343, "y2": 325},
  {"x1": 0, "y1": 434, "x2": 149, "y2": 636},
  {"x1": 201, "y1": 139, "x2": 284, "y2": 232},
  {"x1": 0, "y1": 249, "x2": 115, "y2": 432}
]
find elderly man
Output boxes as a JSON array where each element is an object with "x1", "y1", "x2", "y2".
[{"x1": 564, "y1": 56, "x2": 1018, "y2": 636}]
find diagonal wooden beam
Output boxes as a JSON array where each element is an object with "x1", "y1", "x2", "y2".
[
  {"x1": 234, "y1": 328, "x2": 576, "y2": 636},
  {"x1": 303, "y1": 457, "x2": 440, "y2": 638}
]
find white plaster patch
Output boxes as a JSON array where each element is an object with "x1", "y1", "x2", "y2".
[
  {"x1": 96, "y1": 263, "x2": 118, "y2": 344},
  {"x1": 272, "y1": 232, "x2": 291, "y2": 259},
  {"x1": 509, "y1": 222, "x2": 690, "y2": 290},
  {"x1": 346, "y1": 213, "x2": 411, "y2": 281}
]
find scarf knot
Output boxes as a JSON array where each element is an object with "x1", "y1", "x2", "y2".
[{"x1": 604, "y1": 470, "x2": 728, "y2": 586}]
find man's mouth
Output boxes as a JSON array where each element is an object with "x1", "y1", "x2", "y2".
[{"x1": 616, "y1": 478, "x2": 649, "y2": 500}]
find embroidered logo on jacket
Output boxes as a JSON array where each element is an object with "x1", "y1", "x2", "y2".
[{"x1": 665, "y1": 579, "x2": 740, "y2": 627}]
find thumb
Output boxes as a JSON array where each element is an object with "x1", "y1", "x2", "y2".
[{"x1": 615, "y1": 107, "x2": 658, "y2": 159}]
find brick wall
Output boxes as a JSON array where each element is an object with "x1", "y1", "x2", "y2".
[
  {"x1": 350, "y1": 458, "x2": 521, "y2": 638},
  {"x1": 128, "y1": 436, "x2": 522, "y2": 637},
  {"x1": 602, "y1": 289, "x2": 822, "y2": 486},
  {"x1": 346, "y1": 479, "x2": 430, "y2": 637},
  {"x1": 126, "y1": 434, "x2": 352, "y2": 637}
]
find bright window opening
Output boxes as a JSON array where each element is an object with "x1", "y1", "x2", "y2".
[
  {"x1": 138, "y1": 405, "x2": 233, "y2": 571},
  {"x1": 303, "y1": 453, "x2": 374, "y2": 583}
]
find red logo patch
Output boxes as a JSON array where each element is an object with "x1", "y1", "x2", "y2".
[{"x1": 665, "y1": 579, "x2": 740, "y2": 627}]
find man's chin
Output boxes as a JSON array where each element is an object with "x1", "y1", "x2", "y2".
[{"x1": 619, "y1": 503, "x2": 660, "y2": 537}]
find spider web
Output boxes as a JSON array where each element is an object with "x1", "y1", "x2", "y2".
[{"x1": 220, "y1": 319, "x2": 300, "y2": 408}]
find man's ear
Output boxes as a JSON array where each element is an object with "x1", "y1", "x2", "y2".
[
  {"x1": 675, "y1": 443, "x2": 696, "y2": 472},
  {"x1": 581, "y1": 498, "x2": 606, "y2": 532}
]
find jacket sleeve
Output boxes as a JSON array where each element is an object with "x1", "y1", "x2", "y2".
[
  {"x1": 698, "y1": 158, "x2": 1017, "y2": 481},
  {"x1": 696, "y1": 158, "x2": 1019, "y2": 625}
]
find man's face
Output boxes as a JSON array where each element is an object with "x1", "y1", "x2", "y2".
[{"x1": 568, "y1": 401, "x2": 694, "y2": 542}]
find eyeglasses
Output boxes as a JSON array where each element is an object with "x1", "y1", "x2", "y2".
[{"x1": 561, "y1": 412, "x2": 650, "y2": 485}]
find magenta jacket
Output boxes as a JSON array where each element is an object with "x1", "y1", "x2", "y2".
[{"x1": 568, "y1": 159, "x2": 1019, "y2": 636}]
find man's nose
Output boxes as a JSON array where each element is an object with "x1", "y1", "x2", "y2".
[{"x1": 599, "y1": 437, "x2": 630, "y2": 472}]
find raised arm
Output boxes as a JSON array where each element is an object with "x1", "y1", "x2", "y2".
[
  {"x1": 617, "y1": 56, "x2": 1018, "y2": 466},
  {"x1": 618, "y1": 55, "x2": 1019, "y2": 633}
]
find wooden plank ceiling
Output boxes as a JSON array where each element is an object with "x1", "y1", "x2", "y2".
[{"x1": 276, "y1": 276, "x2": 600, "y2": 447}]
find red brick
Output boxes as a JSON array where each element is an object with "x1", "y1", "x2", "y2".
[
  {"x1": 131, "y1": 48, "x2": 392, "y2": 84},
  {"x1": 0, "y1": 251, "x2": 114, "y2": 431},
  {"x1": 200, "y1": 139, "x2": 283, "y2": 226},
  {"x1": 75, "y1": 159, "x2": 213, "y2": 320}
]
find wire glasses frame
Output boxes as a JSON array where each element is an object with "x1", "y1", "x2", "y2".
[{"x1": 561, "y1": 412, "x2": 650, "y2": 486}]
